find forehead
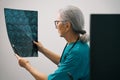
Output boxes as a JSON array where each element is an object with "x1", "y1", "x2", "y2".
[{"x1": 56, "y1": 13, "x2": 62, "y2": 20}]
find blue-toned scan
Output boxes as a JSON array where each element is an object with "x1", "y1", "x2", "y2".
[{"x1": 4, "y1": 8, "x2": 38, "y2": 57}]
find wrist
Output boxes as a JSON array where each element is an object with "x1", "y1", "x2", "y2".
[
  {"x1": 24, "y1": 62, "x2": 31, "y2": 70},
  {"x1": 38, "y1": 46, "x2": 46, "y2": 54}
]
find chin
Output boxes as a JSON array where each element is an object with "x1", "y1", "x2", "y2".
[
  {"x1": 59, "y1": 35, "x2": 63, "y2": 37},
  {"x1": 59, "y1": 34, "x2": 63, "y2": 37},
  {"x1": 60, "y1": 34, "x2": 65, "y2": 38},
  {"x1": 58, "y1": 33, "x2": 64, "y2": 37}
]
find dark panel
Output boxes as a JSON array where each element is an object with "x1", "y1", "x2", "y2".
[
  {"x1": 4, "y1": 8, "x2": 38, "y2": 57},
  {"x1": 90, "y1": 14, "x2": 120, "y2": 80}
]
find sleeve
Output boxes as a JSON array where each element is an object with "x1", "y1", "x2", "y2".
[
  {"x1": 48, "y1": 49, "x2": 81, "y2": 80},
  {"x1": 48, "y1": 72, "x2": 70, "y2": 80}
]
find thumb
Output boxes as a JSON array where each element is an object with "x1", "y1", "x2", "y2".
[
  {"x1": 14, "y1": 54, "x2": 21, "y2": 60},
  {"x1": 33, "y1": 41, "x2": 39, "y2": 45}
]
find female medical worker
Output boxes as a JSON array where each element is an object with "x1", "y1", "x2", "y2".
[{"x1": 15, "y1": 5, "x2": 90, "y2": 80}]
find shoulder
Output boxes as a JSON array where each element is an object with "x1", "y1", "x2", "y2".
[
  {"x1": 69, "y1": 41, "x2": 89, "y2": 58},
  {"x1": 74, "y1": 41, "x2": 89, "y2": 52}
]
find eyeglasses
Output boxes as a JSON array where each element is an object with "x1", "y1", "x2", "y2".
[{"x1": 54, "y1": 20, "x2": 67, "y2": 28}]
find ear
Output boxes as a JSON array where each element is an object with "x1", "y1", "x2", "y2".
[{"x1": 65, "y1": 21, "x2": 71, "y2": 32}]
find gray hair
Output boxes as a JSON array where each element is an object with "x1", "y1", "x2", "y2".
[{"x1": 59, "y1": 5, "x2": 89, "y2": 42}]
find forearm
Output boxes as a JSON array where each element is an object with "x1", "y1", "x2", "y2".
[
  {"x1": 25, "y1": 63, "x2": 48, "y2": 80},
  {"x1": 33, "y1": 41, "x2": 60, "y2": 65},
  {"x1": 41, "y1": 47, "x2": 60, "y2": 65}
]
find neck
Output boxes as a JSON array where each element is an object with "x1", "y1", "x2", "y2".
[{"x1": 65, "y1": 33, "x2": 79, "y2": 44}]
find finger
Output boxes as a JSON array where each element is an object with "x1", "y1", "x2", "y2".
[
  {"x1": 33, "y1": 41, "x2": 36, "y2": 44},
  {"x1": 14, "y1": 54, "x2": 20, "y2": 60},
  {"x1": 33, "y1": 41, "x2": 39, "y2": 45}
]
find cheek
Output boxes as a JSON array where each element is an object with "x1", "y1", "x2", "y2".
[
  {"x1": 57, "y1": 24, "x2": 62, "y2": 32},
  {"x1": 57, "y1": 27, "x2": 62, "y2": 34},
  {"x1": 58, "y1": 30, "x2": 63, "y2": 37},
  {"x1": 58, "y1": 27, "x2": 66, "y2": 37},
  {"x1": 57, "y1": 23, "x2": 66, "y2": 36}
]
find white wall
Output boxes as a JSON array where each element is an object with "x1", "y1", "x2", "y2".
[{"x1": 0, "y1": 0, "x2": 120, "y2": 80}]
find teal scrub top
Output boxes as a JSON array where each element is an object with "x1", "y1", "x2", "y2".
[{"x1": 48, "y1": 41, "x2": 90, "y2": 80}]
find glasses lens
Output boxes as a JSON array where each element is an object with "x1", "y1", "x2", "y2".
[
  {"x1": 54, "y1": 21, "x2": 59, "y2": 28},
  {"x1": 54, "y1": 20, "x2": 67, "y2": 28}
]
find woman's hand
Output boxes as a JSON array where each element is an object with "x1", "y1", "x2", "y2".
[
  {"x1": 33, "y1": 41, "x2": 45, "y2": 53},
  {"x1": 15, "y1": 54, "x2": 48, "y2": 80},
  {"x1": 15, "y1": 54, "x2": 30, "y2": 68}
]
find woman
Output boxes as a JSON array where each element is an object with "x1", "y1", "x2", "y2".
[{"x1": 15, "y1": 5, "x2": 90, "y2": 80}]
